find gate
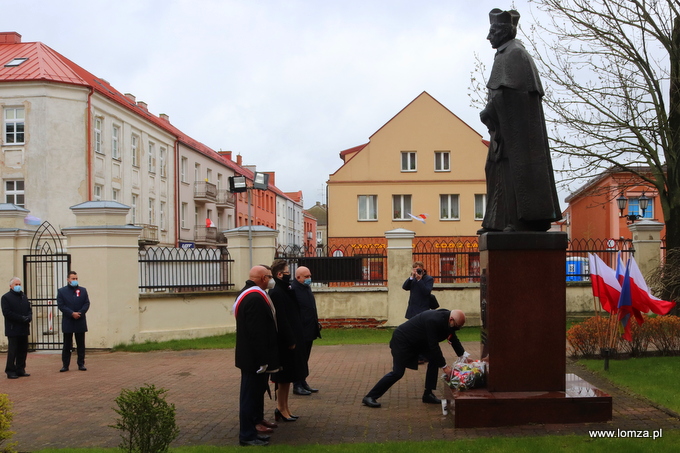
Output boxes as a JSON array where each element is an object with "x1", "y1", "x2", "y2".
[{"x1": 22, "y1": 222, "x2": 70, "y2": 350}]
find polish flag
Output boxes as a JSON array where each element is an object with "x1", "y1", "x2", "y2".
[
  {"x1": 206, "y1": 218, "x2": 216, "y2": 228},
  {"x1": 626, "y1": 256, "x2": 675, "y2": 315},
  {"x1": 617, "y1": 265, "x2": 635, "y2": 341},
  {"x1": 588, "y1": 253, "x2": 621, "y2": 313}
]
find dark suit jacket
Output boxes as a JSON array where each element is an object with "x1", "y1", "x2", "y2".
[
  {"x1": 2, "y1": 290, "x2": 32, "y2": 337},
  {"x1": 235, "y1": 281, "x2": 280, "y2": 373},
  {"x1": 403, "y1": 274, "x2": 434, "y2": 319},
  {"x1": 291, "y1": 279, "x2": 320, "y2": 341},
  {"x1": 390, "y1": 309, "x2": 465, "y2": 370},
  {"x1": 269, "y1": 277, "x2": 306, "y2": 382},
  {"x1": 57, "y1": 285, "x2": 90, "y2": 333}
]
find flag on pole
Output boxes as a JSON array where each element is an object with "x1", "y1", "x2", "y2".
[
  {"x1": 615, "y1": 251, "x2": 625, "y2": 284},
  {"x1": 627, "y1": 256, "x2": 676, "y2": 315},
  {"x1": 588, "y1": 253, "x2": 621, "y2": 313},
  {"x1": 617, "y1": 264, "x2": 634, "y2": 341},
  {"x1": 408, "y1": 213, "x2": 428, "y2": 223},
  {"x1": 206, "y1": 218, "x2": 216, "y2": 228}
]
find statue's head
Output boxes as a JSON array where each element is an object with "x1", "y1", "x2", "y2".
[{"x1": 487, "y1": 8, "x2": 520, "y2": 49}]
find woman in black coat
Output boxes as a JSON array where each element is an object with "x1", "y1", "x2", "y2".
[{"x1": 268, "y1": 260, "x2": 307, "y2": 422}]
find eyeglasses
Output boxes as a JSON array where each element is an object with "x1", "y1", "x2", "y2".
[{"x1": 265, "y1": 275, "x2": 273, "y2": 279}]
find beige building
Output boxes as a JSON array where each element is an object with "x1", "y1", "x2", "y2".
[{"x1": 327, "y1": 91, "x2": 488, "y2": 243}]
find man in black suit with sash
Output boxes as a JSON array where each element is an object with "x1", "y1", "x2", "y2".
[
  {"x1": 234, "y1": 265, "x2": 280, "y2": 446},
  {"x1": 57, "y1": 271, "x2": 90, "y2": 372}
]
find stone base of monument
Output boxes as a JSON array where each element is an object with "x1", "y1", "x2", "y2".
[{"x1": 445, "y1": 373, "x2": 612, "y2": 428}]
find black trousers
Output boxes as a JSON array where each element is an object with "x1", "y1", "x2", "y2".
[
  {"x1": 239, "y1": 370, "x2": 269, "y2": 442},
  {"x1": 294, "y1": 340, "x2": 313, "y2": 386},
  {"x1": 5, "y1": 335, "x2": 28, "y2": 376},
  {"x1": 62, "y1": 332, "x2": 86, "y2": 367},
  {"x1": 365, "y1": 359, "x2": 439, "y2": 399}
]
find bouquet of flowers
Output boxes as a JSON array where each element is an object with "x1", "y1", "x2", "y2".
[{"x1": 441, "y1": 360, "x2": 486, "y2": 391}]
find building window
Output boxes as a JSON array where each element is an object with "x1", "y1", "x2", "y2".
[
  {"x1": 112, "y1": 188, "x2": 119, "y2": 201},
  {"x1": 440, "y1": 194, "x2": 460, "y2": 220},
  {"x1": 5, "y1": 180, "x2": 24, "y2": 207},
  {"x1": 160, "y1": 201, "x2": 166, "y2": 230},
  {"x1": 194, "y1": 206, "x2": 199, "y2": 228},
  {"x1": 94, "y1": 184, "x2": 103, "y2": 201},
  {"x1": 131, "y1": 195, "x2": 137, "y2": 224},
  {"x1": 148, "y1": 198, "x2": 156, "y2": 224},
  {"x1": 401, "y1": 151, "x2": 416, "y2": 172},
  {"x1": 358, "y1": 195, "x2": 377, "y2": 221},
  {"x1": 181, "y1": 157, "x2": 188, "y2": 182},
  {"x1": 629, "y1": 196, "x2": 654, "y2": 219},
  {"x1": 159, "y1": 147, "x2": 167, "y2": 177},
  {"x1": 392, "y1": 195, "x2": 412, "y2": 220},
  {"x1": 94, "y1": 117, "x2": 103, "y2": 154},
  {"x1": 131, "y1": 135, "x2": 139, "y2": 167},
  {"x1": 4, "y1": 108, "x2": 25, "y2": 144},
  {"x1": 112, "y1": 125, "x2": 120, "y2": 160},
  {"x1": 474, "y1": 194, "x2": 487, "y2": 220},
  {"x1": 181, "y1": 202, "x2": 188, "y2": 228},
  {"x1": 148, "y1": 143, "x2": 156, "y2": 173},
  {"x1": 206, "y1": 168, "x2": 212, "y2": 182},
  {"x1": 194, "y1": 163, "x2": 200, "y2": 182},
  {"x1": 217, "y1": 173, "x2": 223, "y2": 190},
  {"x1": 435, "y1": 151, "x2": 450, "y2": 171},
  {"x1": 316, "y1": 231, "x2": 322, "y2": 244}
]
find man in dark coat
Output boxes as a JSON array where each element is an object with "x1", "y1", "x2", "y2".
[
  {"x1": 234, "y1": 265, "x2": 281, "y2": 447},
  {"x1": 362, "y1": 309, "x2": 467, "y2": 408},
  {"x1": 478, "y1": 8, "x2": 561, "y2": 233},
  {"x1": 2, "y1": 277, "x2": 32, "y2": 379},
  {"x1": 291, "y1": 266, "x2": 321, "y2": 395},
  {"x1": 57, "y1": 271, "x2": 90, "y2": 372},
  {"x1": 403, "y1": 261, "x2": 434, "y2": 319}
]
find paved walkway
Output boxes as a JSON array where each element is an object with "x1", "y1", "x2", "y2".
[{"x1": 3, "y1": 342, "x2": 679, "y2": 450}]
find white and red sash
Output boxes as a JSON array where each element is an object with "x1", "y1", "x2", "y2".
[{"x1": 232, "y1": 286, "x2": 277, "y2": 330}]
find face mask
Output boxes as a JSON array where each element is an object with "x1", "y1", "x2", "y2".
[
  {"x1": 70, "y1": 280, "x2": 79, "y2": 287},
  {"x1": 266, "y1": 278, "x2": 275, "y2": 290},
  {"x1": 12, "y1": 285, "x2": 21, "y2": 293},
  {"x1": 304, "y1": 278, "x2": 312, "y2": 286},
  {"x1": 281, "y1": 274, "x2": 291, "y2": 284}
]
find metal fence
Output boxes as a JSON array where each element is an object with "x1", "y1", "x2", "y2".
[
  {"x1": 566, "y1": 238, "x2": 635, "y2": 281},
  {"x1": 412, "y1": 239, "x2": 480, "y2": 284},
  {"x1": 275, "y1": 243, "x2": 387, "y2": 286},
  {"x1": 139, "y1": 246, "x2": 234, "y2": 292}
]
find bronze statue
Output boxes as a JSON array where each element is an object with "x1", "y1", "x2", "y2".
[{"x1": 478, "y1": 8, "x2": 561, "y2": 233}]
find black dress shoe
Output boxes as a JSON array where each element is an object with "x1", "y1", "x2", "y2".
[
  {"x1": 7, "y1": 374, "x2": 18, "y2": 379},
  {"x1": 362, "y1": 396, "x2": 381, "y2": 408},
  {"x1": 17, "y1": 372, "x2": 30, "y2": 377},
  {"x1": 78, "y1": 366, "x2": 87, "y2": 371},
  {"x1": 293, "y1": 385, "x2": 311, "y2": 395},
  {"x1": 239, "y1": 438, "x2": 269, "y2": 446},
  {"x1": 302, "y1": 382, "x2": 319, "y2": 393},
  {"x1": 60, "y1": 367, "x2": 69, "y2": 372},
  {"x1": 422, "y1": 392, "x2": 441, "y2": 404},
  {"x1": 256, "y1": 434, "x2": 270, "y2": 442}
]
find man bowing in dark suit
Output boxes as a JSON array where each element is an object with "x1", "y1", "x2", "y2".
[
  {"x1": 362, "y1": 309, "x2": 468, "y2": 408},
  {"x1": 57, "y1": 271, "x2": 90, "y2": 372}
]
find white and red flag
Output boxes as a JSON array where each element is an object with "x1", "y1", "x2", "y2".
[{"x1": 588, "y1": 253, "x2": 621, "y2": 313}]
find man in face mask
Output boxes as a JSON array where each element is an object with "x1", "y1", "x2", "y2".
[
  {"x1": 362, "y1": 309, "x2": 468, "y2": 408},
  {"x1": 57, "y1": 271, "x2": 90, "y2": 372},
  {"x1": 2, "y1": 277, "x2": 32, "y2": 379},
  {"x1": 291, "y1": 266, "x2": 321, "y2": 395}
]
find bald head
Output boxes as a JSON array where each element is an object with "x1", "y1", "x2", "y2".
[
  {"x1": 249, "y1": 265, "x2": 272, "y2": 290},
  {"x1": 449, "y1": 310, "x2": 466, "y2": 329},
  {"x1": 295, "y1": 266, "x2": 311, "y2": 283}
]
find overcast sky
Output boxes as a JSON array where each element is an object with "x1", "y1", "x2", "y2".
[{"x1": 6, "y1": 0, "x2": 545, "y2": 209}]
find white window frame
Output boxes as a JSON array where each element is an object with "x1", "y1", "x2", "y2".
[
  {"x1": 475, "y1": 194, "x2": 487, "y2": 221},
  {"x1": 194, "y1": 163, "x2": 201, "y2": 182},
  {"x1": 111, "y1": 125, "x2": 120, "y2": 160},
  {"x1": 392, "y1": 194, "x2": 412, "y2": 220},
  {"x1": 159, "y1": 147, "x2": 167, "y2": 178},
  {"x1": 181, "y1": 202, "x2": 188, "y2": 228},
  {"x1": 94, "y1": 184, "x2": 103, "y2": 201},
  {"x1": 4, "y1": 107, "x2": 25, "y2": 144},
  {"x1": 181, "y1": 157, "x2": 188, "y2": 182},
  {"x1": 94, "y1": 117, "x2": 103, "y2": 154},
  {"x1": 401, "y1": 151, "x2": 417, "y2": 172},
  {"x1": 148, "y1": 142, "x2": 156, "y2": 173},
  {"x1": 160, "y1": 201, "x2": 166, "y2": 231},
  {"x1": 4, "y1": 180, "x2": 24, "y2": 207},
  {"x1": 358, "y1": 195, "x2": 378, "y2": 221},
  {"x1": 131, "y1": 195, "x2": 138, "y2": 224},
  {"x1": 434, "y1": 151, "x2": 450, "y2": 172},
  {"x1": 148, "y1": 198, "x2": 156, "y2": 224},
  {"x1": 112, "y1": 188, "x2": 119, "y2": 202},
  {"x1": 440, "y1": 194, "x2": 460, "y2": 220},
  {"x1": 131, "y1": 135, "x2": 139, "y2": 167}
]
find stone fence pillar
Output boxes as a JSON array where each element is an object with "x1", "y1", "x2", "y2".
[
  {"x1": 385, "y1": 228, "x2": 415, "y2": 326},
  {"x1": 61, "y1": 202, "x2": 141, "y2": 348},
  {"x1": 224, "y1": 226, "x2": 278, "y2": 289},
  {"x1": 628, "y1": 219, "x2": 665, "y2": 279}
]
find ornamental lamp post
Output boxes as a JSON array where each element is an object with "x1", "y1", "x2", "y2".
[{"x1": 616, "y1": 191, "x2": 650, "y2": 223}]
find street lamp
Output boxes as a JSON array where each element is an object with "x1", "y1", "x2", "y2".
[
  {"x1": 617, "y1": 192, "x2": 650, "y2": 223},
  {"x1": 228, "y1": 172, "x2": 270, "y2": 268}
]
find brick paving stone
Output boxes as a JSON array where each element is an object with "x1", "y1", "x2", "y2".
[{"x1": 2, "y1": 342, "x2": 679, "y2": 450}]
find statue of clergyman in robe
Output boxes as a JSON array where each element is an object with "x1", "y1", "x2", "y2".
[{"x1": 478, "y1": 8, "x2": 561, "y2": 234}]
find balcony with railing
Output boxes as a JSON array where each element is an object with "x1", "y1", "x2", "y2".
[
  {"x1": 216, "y1": 189, "x2": 235, "y2": 208},
  {"x1": 194, "y1": 181, "x2": 218, "y2": 203},
  {"x1": 135, "y1": 223, "x2": 159, "y2": 245}
]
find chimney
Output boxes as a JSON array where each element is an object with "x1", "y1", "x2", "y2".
[
  {"x1": 124, "y1": 93, "x2": 136, "y2": 103},
  {"x1": 236, "y1": 154, "x2": 243, "y2": 166},
  {"x1": 218, "y1": 150, "x2": 232, "y2": 161},
  {"x1": 0, "y1": 32, "x2": 21, "y2": 44},
  {"x1": 159, "y1": 113, "x2": 169, "y2": 122},
  {"x1": 137, "y1": 101, "x2": 148, "y2": 111}
]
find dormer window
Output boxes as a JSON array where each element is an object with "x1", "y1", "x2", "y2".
[{"x1": 4, "y1": 58, "x2": 27, "y2": 67}]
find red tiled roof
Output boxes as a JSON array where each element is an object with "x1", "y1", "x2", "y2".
[{"x1": 339, "y1": 143, "x2": 368, "y2": 160}]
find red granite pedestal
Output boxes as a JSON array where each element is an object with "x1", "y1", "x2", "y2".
[{"x1": 451, "y1": 232, "x2": 612, "y2": 428}]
